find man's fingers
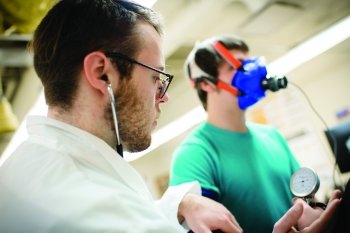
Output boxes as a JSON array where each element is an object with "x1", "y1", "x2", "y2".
[
  {"x1": 306, "y1": 197, "x2": 341, "y2": 233},
  {"x1": 212, "y1": 213, "x2": 243, "y2": 233},
  {"x1": 230, "y1": 214, "x2": 243, "y2": 232},
  {"x1": 273, "y1": 202, "x2": 303, "y2": 233},
  {"x1": 328, "y1": 190, "x2": 342, "y2": 202},
  {"x1": 219, "y1": 218, "x2": 243, "y2": 233}
]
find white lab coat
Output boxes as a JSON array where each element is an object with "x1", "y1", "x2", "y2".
[{"x1": 0, "y1": 116, "x2": 200, "y2": 233}]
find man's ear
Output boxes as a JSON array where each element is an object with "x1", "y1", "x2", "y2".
[
  {"x1": 83, "y1": 51, "x2": 110, "y2": 94},
  {"x1": 199, "y1": 79, "x2": 217, "y2": 93}
]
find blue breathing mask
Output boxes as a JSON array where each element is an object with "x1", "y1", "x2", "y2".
[
  {"x1": 211, "y1": 41, "x2": 287, "y2": 110},
  {"x1": 232, "y1": 57, "x2": 267, "y2": 110}
]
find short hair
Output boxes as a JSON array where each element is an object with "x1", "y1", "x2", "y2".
[
  {"x1": 32, "y1": 0, "x2": 163, "y2": 108},
  {"x1": 184, "y1": 35, "x2": 249, "y2": 110}
]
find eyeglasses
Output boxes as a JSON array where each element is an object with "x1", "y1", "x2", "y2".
[{"x1": 105, "y1": 52, "x2": 174, "y2": 99}]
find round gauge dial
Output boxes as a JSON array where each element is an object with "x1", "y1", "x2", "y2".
[{"x1": 290, "y1": 167, "x2": 320, "y2": 198}]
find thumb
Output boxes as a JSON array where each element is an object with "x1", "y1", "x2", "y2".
[{"x1": 273, "y1": 202, "x2": 303, "y2": 233}]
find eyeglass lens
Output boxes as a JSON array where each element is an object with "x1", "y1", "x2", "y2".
[{"x1": 157, "y1": 75, "x2": 169, "y2": 98}]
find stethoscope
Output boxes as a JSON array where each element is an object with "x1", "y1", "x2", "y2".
[{"x1": 107, "y1": 83, "x2": 124, "y2": 157}]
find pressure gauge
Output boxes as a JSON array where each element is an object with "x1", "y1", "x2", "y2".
[{"x1": 290, "y1": 167, "x2": 320, "y2": 203}]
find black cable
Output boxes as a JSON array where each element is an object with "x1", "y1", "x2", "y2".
[{"x1": 288, "y1": 81, "x2": 344, "y2": 191}]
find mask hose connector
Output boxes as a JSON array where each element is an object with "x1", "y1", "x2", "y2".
[{"x1": 261, "y1": 76, "x2": 288, "y2": 92}]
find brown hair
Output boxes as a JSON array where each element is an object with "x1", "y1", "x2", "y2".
[{"x1": 32, "y1": 0, "x2": 162, "y2": 109}]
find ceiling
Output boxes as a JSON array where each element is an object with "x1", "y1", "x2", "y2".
[
  {"x1": 1, "y1": 0, "x2": 350, "y2": 156},
  {"x1": 149, "y1": 0, "x2": 350, "y2": 128}
]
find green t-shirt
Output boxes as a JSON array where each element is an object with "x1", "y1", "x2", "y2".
[{"x1": 170, "y1": 122, "x2": 300, "y2": 233}]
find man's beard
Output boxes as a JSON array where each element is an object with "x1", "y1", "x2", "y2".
[{"x1": 105, "y1": 79, "x2": 152, "y2": 153}]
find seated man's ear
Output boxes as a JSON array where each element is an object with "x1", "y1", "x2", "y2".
[{"x1": 83, "y1": 51, "x2": 111, "y2": 94}]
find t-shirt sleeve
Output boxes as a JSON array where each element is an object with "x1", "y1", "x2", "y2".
[{"x1": 169, "y1": 140, "x2": 221, "y2": 197}]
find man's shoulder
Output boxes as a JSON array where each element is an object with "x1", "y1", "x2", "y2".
[
  {"x1": 0, "y1": 139, "x2": 76, "y2": 185},
  {"x1": 178, "y1": 123, "x2": 215, "y2": 146}
]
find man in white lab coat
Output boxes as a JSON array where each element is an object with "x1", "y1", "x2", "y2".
[
  {"x1": 0, "y1": 0, "x2": 340, "y2": 233},
  {"x1": 0, "y1": 0, "x2": 241, "y2": 232}
]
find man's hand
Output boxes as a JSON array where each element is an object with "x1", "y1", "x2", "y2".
[
  {"x1": 273, "y1": 190, "x2": 342, "y2": 233},
  {"x1": 178, "y1": 193, "x2": 242, "y2": 233}
]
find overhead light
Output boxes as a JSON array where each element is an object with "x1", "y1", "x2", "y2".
[{"x1": 268, "y1": 15, "x2": 350, "y2": 75}]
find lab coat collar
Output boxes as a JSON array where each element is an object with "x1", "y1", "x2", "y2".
[{"x1": 26, "y1": 115, "x2": 153, "y2": 201}]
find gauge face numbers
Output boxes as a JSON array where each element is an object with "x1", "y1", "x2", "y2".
[{"x1": 290, "y1": 167, "x2": 320, "y2": 198}]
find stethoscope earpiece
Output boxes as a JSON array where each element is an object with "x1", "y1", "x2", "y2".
[{"x1": 101, "y1": 75, "x2": 108, "y2": 82}]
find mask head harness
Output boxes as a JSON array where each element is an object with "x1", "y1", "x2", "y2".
[{"x1": 186, "y1": 40, "x2": 288, "y2": 110}]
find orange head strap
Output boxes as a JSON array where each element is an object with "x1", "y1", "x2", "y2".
[
  {"x1": 211, "y1": 41, "x2": 242, "y2": 96},
  {"x1": 212, "y1": 41, "x2": 242, "y2": 69}
]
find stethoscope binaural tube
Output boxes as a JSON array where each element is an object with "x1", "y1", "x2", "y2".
[{"x1": 107, "y1": 83, "x2": 124, "y2": 157}]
